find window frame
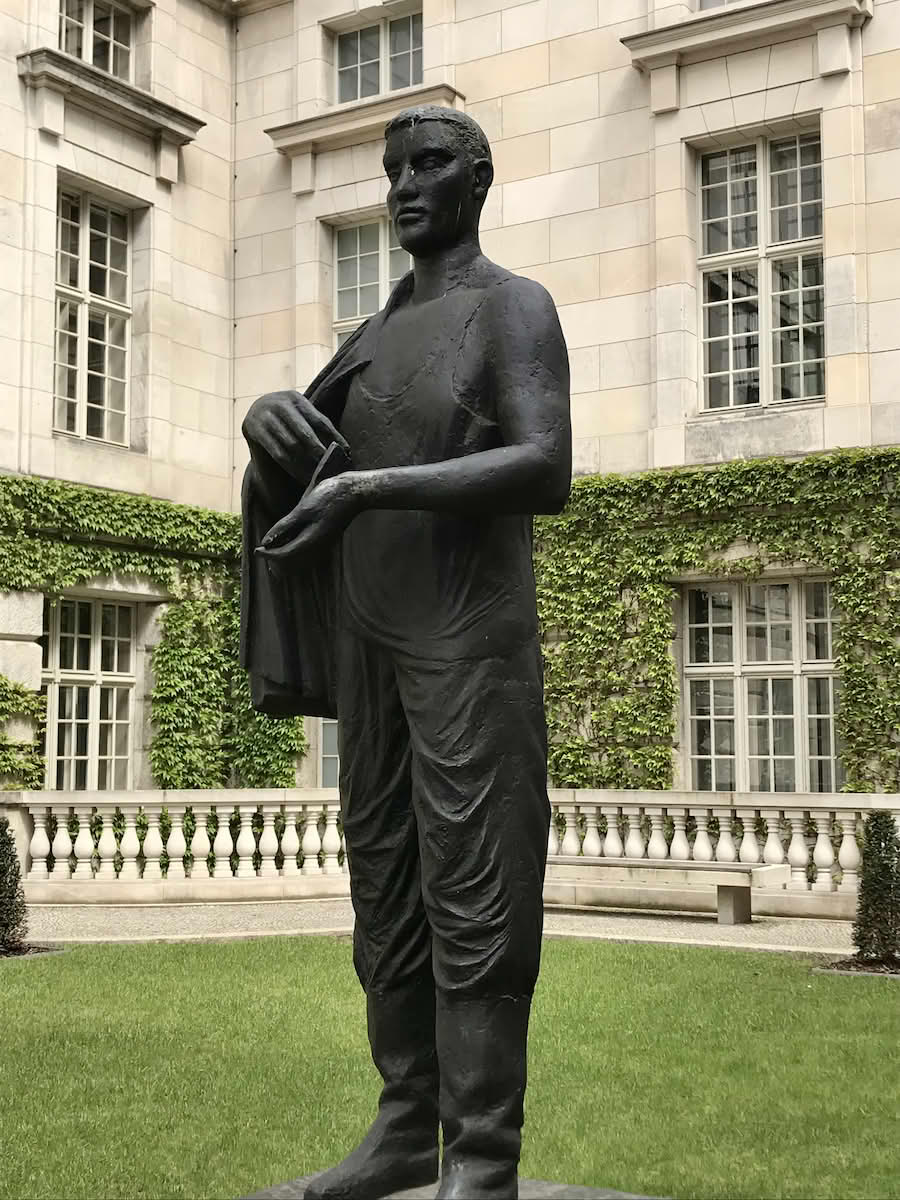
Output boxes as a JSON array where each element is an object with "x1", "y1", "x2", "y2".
[
  {"x1": 319, "y1": 717, "x2": 340, "y2": 788},
  {"x1": 696, "y1": 132, "x2": 825, "y2": 413},
  {"x1": 58, "y1": 0, "x2": 135, "y2": 83},
  {"x1": 334, "y1": 12, "x2": 424, "y2": 106},
  {"x1": 40, "y1": 596, "x2": 137, "y2": 792},
  {"x1": 332, "y1": 217, "x2": 411, "y2": 348},
  {"x1": 681, "y1": 577, "x2": 844, "y2": 794},
  {"x1": 55, "y1": 186, "x2": 132, "y2": 447}
]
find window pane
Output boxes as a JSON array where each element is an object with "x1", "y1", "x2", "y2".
[
  {"x1": 360, "y1": 60, "x2": 380, "y2": 97},
  {"x1": 391, "y1": 55, "x2": 411, "y2": 90},
  {"x1": 359, "y1": 25, "x2": 380, "y2": 62},
  {"x1": 338, "y1": 32, "x2": 358, "y2": 68},
  {"x1": 338, "y1": 68, "x2": 358, "y2": 103}
]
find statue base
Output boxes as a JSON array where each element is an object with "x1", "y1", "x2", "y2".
[{"x1": 243, "y1": 1175, "x2": 658, "y2": 1199}]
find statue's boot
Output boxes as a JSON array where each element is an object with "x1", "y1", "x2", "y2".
[
  {"x1": 435, "y1": 991, "x2": 532, "y2": 1200},
  {"x1": 303, "y1": 974, "x2": 439, "y2": 1200}
]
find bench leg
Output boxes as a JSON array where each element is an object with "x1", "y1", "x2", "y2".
[{"x1": 717, "y1": 885, "x2": 751, "y2": 925}]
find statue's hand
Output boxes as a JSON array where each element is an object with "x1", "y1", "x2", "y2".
[
  {"x1": 256, "y1": 473, "x2": 363, "y2": 560},
  {"x1": 242, "y1": 390, "x2": 349, "y2": 486}
]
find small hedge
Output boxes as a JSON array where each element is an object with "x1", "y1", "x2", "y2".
[
  {"x1": 0, "y1": 815, "x2": 28, "y2": 952},
  {"x1": 853, "y1": 810, "x2": 900, "y2": 963}
]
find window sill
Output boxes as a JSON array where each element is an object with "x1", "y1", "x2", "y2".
[
  {"x1": 17, "y1": 48, "x2": 205, "y2": 184},
  {"x1": 689, "y1": 399, "x2": 826, "y2": 421},
  {"x1": 622, "y1": 0, "x2": 872, "y2": 113},
  {"x1": 266, "y1": 81, "x2": 466, "y2": 195}
]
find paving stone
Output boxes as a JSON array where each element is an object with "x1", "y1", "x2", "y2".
[
  {"x1": 26, "y1": 897, "x2": 854, "y2": 957},
  {"x1": 243, "y1": 1175, "x2": 656, "y2": 1199}
]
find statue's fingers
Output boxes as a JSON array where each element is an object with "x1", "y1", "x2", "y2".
[{"x1": 255, "y1": 528, "x2": 313, "y2": 560}]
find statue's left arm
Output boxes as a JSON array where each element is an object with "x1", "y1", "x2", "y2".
[{"x1": 258, "y1": 278, "x2": 571, "y2": 559}]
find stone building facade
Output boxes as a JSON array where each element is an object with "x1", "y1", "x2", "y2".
[{"x1": 0, "y1": 0, "x2": 898, "y2": 798}]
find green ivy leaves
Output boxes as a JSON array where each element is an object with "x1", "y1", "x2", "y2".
[
  {"x1": 0, "y1": 475, "x2": 305, "y2": 791},
  {"x1": 534, "y1": 448, "x2": 900, "y2": 793}
]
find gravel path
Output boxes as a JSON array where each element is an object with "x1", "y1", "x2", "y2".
[{"x1": 26, "y1": 898, "x2": 853, "y2": 956}]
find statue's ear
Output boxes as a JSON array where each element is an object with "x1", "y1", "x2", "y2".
[{"x1": 473, "y1": 158, "x2": 494, "y2": 198}]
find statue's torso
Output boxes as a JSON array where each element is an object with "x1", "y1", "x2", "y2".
[{"x1": 338, "y1": 278, "x2": 538, "y2": 660}]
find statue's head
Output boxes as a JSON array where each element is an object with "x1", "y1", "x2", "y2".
[{"x1": 383, "y1": 106, "x2": 494, "y2": 257}]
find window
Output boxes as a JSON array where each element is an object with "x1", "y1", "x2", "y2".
[
  {"x1": 336, "y1": 13, "x2": 423, "y2": 104},
  {"x1": 683, "y1": 579, "x2": 844, "y2": 793},
  {"x1": 40, "y1": 598, "x2": 136, "y2": 791},
  {"x1": 321, "y1": 718, "x2": 339, "y2": 787},
  {"x1": 55, "y1": 189, "x2": 130, "y2": 445},
  {"x1": 334, "y1": 219, "x2": 411, "y2": 346},
  {"x1": 699, "y1": 132, "x2": 824, "y2": 410},
  {"x1": 59, "y1": 0, "x2": 132, "y2": 80}
]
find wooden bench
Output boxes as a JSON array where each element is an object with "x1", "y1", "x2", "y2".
[{"x1": 544, "y1": 857, "x2": 791, "y2": 924}]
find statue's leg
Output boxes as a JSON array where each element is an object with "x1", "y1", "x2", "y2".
[
  {"x1": 304, "y1": 634, "x2": 438, "y2": 1200},
  {"x1": 395, "y1": 639, "x2": 551, "y2": 1200}
]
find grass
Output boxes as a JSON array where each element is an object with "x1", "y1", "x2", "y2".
[{"x1": 1, "y1": 936, "x2": 898, "y2": 1200}]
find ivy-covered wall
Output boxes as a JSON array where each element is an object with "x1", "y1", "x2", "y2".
[
  {"x1": 535, "y1": 447, "x2": 900, "y2": 793},
  {"x1": 1, "y1": 446, "x2": 899, "y2": 794},
  {"x1": 0, "y1": 475, "x2": 306, "y2": 790}
]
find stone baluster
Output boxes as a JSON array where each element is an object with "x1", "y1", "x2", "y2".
[
  {"x1": 301, "y1": 804, "x2": 323, "y2": 875},
  {"x1": 785, "y1": 811, "x2": 810, "y2": 891},
  {"x1": 646, "y1": 809, "x2": 668, "y2": 860},
  {"x1": 258, "y1": 805, "x2": 280, "y2": 877},
  {"x1": 72, "y1": 804, "x2": 95, "y2": 879},
  {"x1": 547, "y1": 804, "x2": 560, "y2": 857},
  {"x1": 142, "y1": 803, "x2": 165, "y2": 881},
  {"x1": 281, "y1": 803, "x2": 301, "y2": 876},
  {"x1": 691, "y1": 810, "x2": 714, "y2": 861},
  {"x1": 737, "y1": 809, "x2": 761, "y2": 864},
  {"x1": 342, "y1": 823, "x2": 350, "y2": 875},
  {"x1": 95, "y1": 809, "x2": 118, "y2": 879},
  {"x1": 602, "y1": 807, "x2": 623, "y2": 857},
  {"x1": 235, "y1": 804, "x2": 258, "y2": 879},
  {"x1": 49, "y1": 805, "x2": 72, "y2": 879},
  {"x1": 713, "y1": 808, "x2": 737, "y2": 862},
  {"x1": 167, "y1": 804, "x2": 187, "y2": 881},
  {"x1": 212, "y1": 806, "x2": 234, "y2": 878},
  {"x1": 812, "y1": 813, "x2": 836, "y2": 894},
  {"x1": 189, "y1": 806, "x2": 211, "y2": 879},
  {"x1": 669, "y1": 809, "x2": 690, "y2": 861},
  {"x1": 762, "y1": 811, "x2": 786, "y2": 865},
  {"x1": 119, "y1": 805, "x2": 141, "y2": 880},
  {"x1": 623, "y1": 807, "x2": 645, "y2": 860},
  {"x1": 836, "y1": 811, "x2": 860, "y2": 893},
  {"x1": 322, "y1": 803, "x2": 342, "y2": 874},
  {"x1": 560, "y1": 802, "x2": 581, "y2": 857},
  {"x1": 580, "y1": 804, "x2": 602, "y2": 858},
  {"x1": 27, "y1": 807, "x2": 51, "y2": 880}
]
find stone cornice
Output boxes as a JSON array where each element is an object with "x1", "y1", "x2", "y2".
[
  {"x1": 17, "y1": 48, "x2": 205, "y2": 182},
  {"x1": 622, "y1": 0, "x2": 873, "y2": 71},
  {"x1": 266, "y1": 82, "x2": 465, "y2": 194}
]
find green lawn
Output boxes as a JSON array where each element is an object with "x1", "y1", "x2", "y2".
[{"x1": 1, "y1": 936, "x2": 897, "y2": 1200}]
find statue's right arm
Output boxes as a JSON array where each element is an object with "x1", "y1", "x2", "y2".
[{"x1": 242, "y1": 389, "x2": 350, "y2": 518}]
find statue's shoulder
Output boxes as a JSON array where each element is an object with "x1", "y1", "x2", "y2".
[{"x1": 471, "y1": 259, "x2": 562, "y2": 332}]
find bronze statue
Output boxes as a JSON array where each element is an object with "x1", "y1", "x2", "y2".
[{"x1": 241, "y1": 105, "x2": 572, "y2": 1200}]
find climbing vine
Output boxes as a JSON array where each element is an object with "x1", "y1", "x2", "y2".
[
  {"x1": 535, "y1": 447, "x2": 900, "y2": 793},
  {"x1": 0, "y1": 474, "x2": 306, "y2": 790},
  {"x1": 1, "y1": 447, "x2": 899, "y2": 795}
]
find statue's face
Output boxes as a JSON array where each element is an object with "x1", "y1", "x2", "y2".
[{"x1": 384, "y1": 121, "x2": 486, "y2": 257}]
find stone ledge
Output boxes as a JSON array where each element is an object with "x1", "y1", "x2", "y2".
[
  {"x1": 266, "y1": 83, "x2": 465, "y2": 195},
  {"x1": 24, "y1": 876, "x2": 351, "y2": 904},
  {"x1": 623, "y1": 0, "x2": 872, "y2": 113},
  {"x1": 17, "y1": 48, "x2": 205, "y2": 183}
]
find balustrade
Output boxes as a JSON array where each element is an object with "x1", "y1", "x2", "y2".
[
  {"x1": 10, "y1": 790, "x2": 897, "y2": 904},
  {"x1": 543, "y1": 792, "x2": 890, "y2": 897},
  {"x1": 20, "y1": 793, "x2": 348, "y2": 885}
]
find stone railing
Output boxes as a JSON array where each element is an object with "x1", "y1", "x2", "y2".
[
  {"x1": 2, "y1": 788, "x2": 898, "y2": 913},
  {"x1": 1, "y1": 789, "x2": 350, "y2": 903},
  {"x1": 544, "y1": 789, "x2": 900, "y2": 918}
]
